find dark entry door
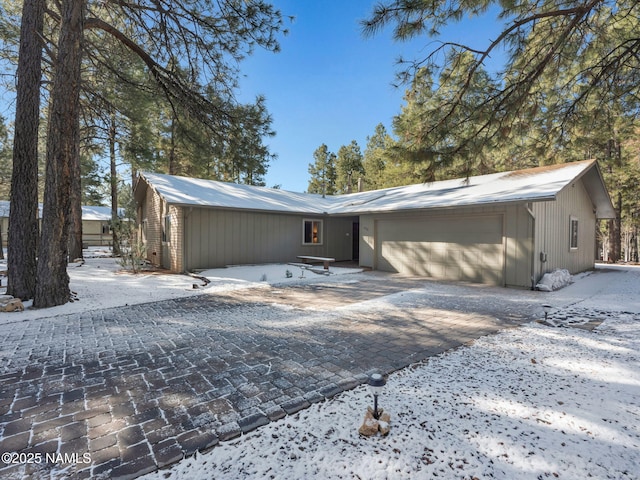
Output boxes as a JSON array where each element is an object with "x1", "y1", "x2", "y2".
[{"x1": 352, "y1": 222, "x2": 359, "y2": 261}]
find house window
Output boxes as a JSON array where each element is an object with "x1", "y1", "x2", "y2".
[
  {"x1": 163, "y1": 215, "x2": 171, "y2": 243},
  {"x1": 570, "y1": 217, "x2": 578, "y2": 249},
  {"x1": 102, "y1": 223, "x2": 111, "y2": 235},
  {"x1": 303, "y1": 219, "x2": 323, "y2": 245}
]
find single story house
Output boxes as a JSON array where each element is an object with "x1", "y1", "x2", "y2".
[
  {"x1": 0, "y1": 201, "x2": 119, "y2": 248},
  {"x1": 133, "y1": 159, "x2": 615, "y2": 288},
  {"x1": 80, "y1": 205, "x2": 120, "y2": 246}
]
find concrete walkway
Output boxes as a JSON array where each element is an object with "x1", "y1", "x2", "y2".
[{"x1": 0, "y1": 273, "x2": 540, "y2": 479}]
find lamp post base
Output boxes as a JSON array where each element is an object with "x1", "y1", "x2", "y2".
[{"x1": 358, "y1": 407, "x2": 391, "y2": 437}]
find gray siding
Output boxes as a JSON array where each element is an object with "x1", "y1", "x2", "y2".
[
  {"x1": 134, "y1": 171, "x2": 600, "y2": 283},
  {"x1": 504, "y1": 204, "x2": 535, "y2": 288},
  {"x1": 165, "y1": 205, "x2": 184, "y2": 272},
  {"x1": 183, "y1": 208, "x2": 355, "y2": 271},
  {"x1": 1, "y1": 217, "x2": 112, "y2": 248},
  {"x1": 375, "y1": 213, "x2": 505, "y2": 285},
  {"x1": 139, "y1": 184, "x2": 164, "y2": 268},
  {"x1": 532, "y1": 178, "x2": 597, "y2": 280},
  {"x1": 360, "y1": 204, "x2": 534, "y2": 288},
  {"x1": 1, "y1": 217, "x2": 9, "y2": 248}
]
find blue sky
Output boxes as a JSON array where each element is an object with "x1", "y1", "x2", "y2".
[
  {"x1": 237, "y1": 1, "x2": 504, "y2": 193},
  {"x1": 0, "y1": 1, "x2": 504, "y2": 194}
]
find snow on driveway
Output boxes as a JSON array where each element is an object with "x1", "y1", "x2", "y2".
[
  {"x1": 547, "y1": 264, "x2": 640, "y2": 313},
  {"x1": 0, "y1": 249, "x2": 362, "y2": 324},
  {"x1": 139, "y1": 265, "x2": 640, "y2": 480},
  {"x1": 2, "y1": 251, "x2": 639, "y2": 479}
]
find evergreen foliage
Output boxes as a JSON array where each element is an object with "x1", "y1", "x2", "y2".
[
  {"x1": 308, "y1": 144, "x2": 337, "y2": 195},
  {"x1": 359, "y1": 0, "x2": 640, "y2": 261},
  {"x1": 1, "y1": 0, "x2": 286, "y2": 306},
  {"x1": 335, "y1": 140, "x2": 364, "y2": 194}
]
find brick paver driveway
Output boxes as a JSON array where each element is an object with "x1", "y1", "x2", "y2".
[{"x1": 0, "y1": 272, "x2": 540, "y2": 479}]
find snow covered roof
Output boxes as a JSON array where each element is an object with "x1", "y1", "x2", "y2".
[
  {"x1": 330, "y1": 160, "x2": 615, "y2": 217},
  {"x1": 137, "y1": 160, "x2": 615, "y2": 218},
  {"x1": 0, "y1": 200, "x2": 120, "y2": 221},
  {"x1": 0, "y1": 200, "x2": 44, "y2": 219},
  {"x1": 137, "y1": 173, "x2": 330, "y2": 214},
  {"x1": 81, "y1": 205, "x2": 119, "y2": 221}
]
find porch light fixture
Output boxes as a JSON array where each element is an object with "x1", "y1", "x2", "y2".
[
  {"x1": 368, "y1": 373, "x2": 386, "y2": 420},
  {"x1": 542, "y1": 304, "x2": 552, "y2": 321}
]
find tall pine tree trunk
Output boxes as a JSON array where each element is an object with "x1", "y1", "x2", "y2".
[
  {"x1": 34, "y1": 0, "x2": 85, "y2": 308},
  {"x1": 68, "y1": 154, "x2": 83, "y2": 261},
  {"x1": 608, "y1": 192, "x2": 622, "y2": 263},
  {"x1": 7, "y1": 0, "x2": 45, "y2": 301},
  {"x1": 615, "y1": 192, "x2": 622, "y2": 261},
  {"x1": 109, "y1": 111, "x2": 120, "y2": 256}
]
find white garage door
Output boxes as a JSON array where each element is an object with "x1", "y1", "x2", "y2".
[{"x1": 375, "y1": 214, "x2": 504, "y2": 285}]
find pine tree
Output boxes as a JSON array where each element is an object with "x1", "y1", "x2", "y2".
[
  {"x1": 336, "y1": 140, "x2": 364, "y2": 194},
  {"x1": 308, "y1": 144, "x2": 337, "y2": 195},
  {"x1": 0, "y1": 116, "x2": 10, "y2": 199},
  {"x1": 362, "y1": 123, "x2": 391, "y2": 190},
  {"x1": 7, "y1": 0, "x2": 286, "y2": 307},
  {"x1": 363, "y1": 0, "x2": 640, "y2": 178},
  {"x1": 391, "y1": 53, "x2": 501, "y2": 179},
  {"x1": 6, "y1": 0, "x2": 44, "y2": 301},
  {"x1": 34, "y1": 0, "x2": 84, "y2": 308}
]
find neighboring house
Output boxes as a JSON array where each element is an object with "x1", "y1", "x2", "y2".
[
  {"x1": 79, "y1": 205, "x2": 120, "y2": 247},
  {"x1": 134, "y1": 160, "x2": 615, "y2": 288},
  {"x1": 0, "y1": 201, "x2": 7, "y2": 250},
  {"x1": 0, "y1": 201, "x2": 119, "y2": 248}
]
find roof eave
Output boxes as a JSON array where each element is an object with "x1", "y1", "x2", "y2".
[
  {"x1": 335, "y1": 195, "x2": 559, "y2": 216},
  {"x1": 558, "y1": 160, "x2": 616, "y2": 219},
  {"x1": 163, "y1": 201, "x2": 328, "y2": 216}
]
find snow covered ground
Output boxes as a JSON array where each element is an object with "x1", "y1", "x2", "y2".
[
  {"x1": 2, "y1": 249, "x2": 639, "y2": 479},
  {"x1": 136, "y1": 265, "x2": 639, "y2": 480},
  {"x1": 0, "y1": 247, "x2": 363, "y2": 324},
  {"x1": 141, "y1": 314, "x2": 640, "y2": 480}
]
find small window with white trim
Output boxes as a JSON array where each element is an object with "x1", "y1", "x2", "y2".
[
  {"x1": 303, "y1": 219, "x2": 323, "y2": 245},
  {"x1": 569, "y1": 217, "x2": 578, "y2": 250}
]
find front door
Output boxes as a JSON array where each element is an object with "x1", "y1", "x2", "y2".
[{"x1": 352, "y1": 222, "x2": 360, "y2": 261}]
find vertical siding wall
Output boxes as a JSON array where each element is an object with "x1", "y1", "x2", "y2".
[
  {"x1": 183, "y1": 208, "x2": 354, "y2": 271},
  {"x1": 167, "y1": 205, "x2": 184, "y2": 272},
  {"x1": 359, "y1": 204, "x2": 534, "y2": 288},
  {"x1": 141, "y1": 186, "x2": 163, "y2": 267},
  {"x1": 81, "y1": 220, "x2": 106, "y2": 246},
  {"x1": 532, "y1": 178, "x2": 597, "y2": 280},
  {"x1": 1, "y1": 218, "x2": 111, "y2": 247},
  {"x1": 504, "y1": 204, "x2": 535, "y2": 288},
  {"x1": 1, "y1": 217, "x2": 8, "y2": 248}
]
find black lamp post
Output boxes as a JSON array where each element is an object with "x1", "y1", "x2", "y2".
[
  {"x1": 543, "y1": 304, "x2": 552, "y2": 321},
  {"x1": 368, "y1": 373, "x2": 386, "y2": 420}
]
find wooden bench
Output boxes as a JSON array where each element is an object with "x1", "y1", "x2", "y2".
[
  {"x1": 296, "y1": 255, "x2": 335, "y2": 271},
  {"x1": 288, "y1": 262, "x2": 311, "y2": 278}
]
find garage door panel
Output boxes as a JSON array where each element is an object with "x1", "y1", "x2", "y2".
[
  {"x1": 376, "y1": 215, "x2": 504, "y2": 285},
  {"x1": 482, "y1": 251, "x2": 502, "y2": 264},
  {"x1": 444, "y1": 265, "x2": 462, "y2": 279},
  {"x1": 414, "y1": 247, "x2": 430, "y2": 263},
  {"x1": 482, "y1": 268, "x2": 503, "y2": 284},
  {"x1": 447, "y1": 249, "x2": 463, "y2": 262},
  {"x1": 425, "y1": 264, "x2": 444, "y2": 277},
  {"x1": 461, "y1": 264, "x2": 482, "y2": 283},
  {"x1": 378, "y1": 240, "x2": 397, "y2": 270}
]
